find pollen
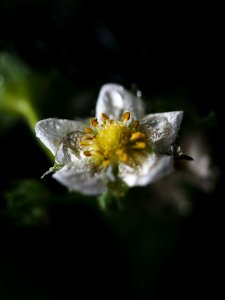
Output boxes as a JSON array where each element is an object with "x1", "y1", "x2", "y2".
[
  {"x1": 90, "y1": 118, "x2": 98, "y2": 127},
  {"x1": 80, "y1": 112, "x2": 148, "y2": 167},
  {"x1": 83, "y1": 151, "x2": 92, "y2": 157},
  {"x1": 80, "y1": 141, "x2": 91, "y2": 146},
  {"x1": 121, "y1": 111, "x2": 130, "y2": 121},
  {"x1": 131, "y1": 141, "x2": 146, "y2": 149},
  {"x1": 102, "y1": 113, "x2": 109, "y2": 121},
  {"x1": 132, "y1": 120, "x2": 139, "y2": 128},
  {"x1": 130, "y1": 131, "x2": 145, "y2": 141},
  {"x1": 84, "y1": 127, "x2": 93, "y2": 134}
]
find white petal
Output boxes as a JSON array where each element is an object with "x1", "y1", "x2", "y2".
[
  {"x1": 141, "y1": 111, "x2": 183, "y2": 153},
  {"x1": 96, "y1": 84, "x2": 146, "y2": 121},
  {"x1": 53, "y1": 160, "x2": 107, "y2": 195},
  {"x1": 55, "y1": 131, "x2": 84, "y2": 165},
  {"x1": 119, "y1": 154, "x2": 173, "y2": 187},
  {"x1": 35, "y1": 118, "x2": 85, "y2": 155}
]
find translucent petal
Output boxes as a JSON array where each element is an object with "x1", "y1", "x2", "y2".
[
  {"x1": 96, "y1": 84, "x2": 146, "y2": 121},
  {"x1": 141, "y1": 111, "x2": 183, "y2": 153},
  {"x1": 53, "y1": 160, "x2": 107, "y2": 195},
  {"x1": 35, "y1": 118, "x2": 85, "y2": 155},
  {"x1": 55, "y1": 131, "x2": 85, "y2": 165},
  {"x1": 119, "y1": 154, "x2": 173, "y2": 187}
]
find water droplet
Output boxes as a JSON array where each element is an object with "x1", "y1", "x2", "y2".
[
  {"x1": 137, "y1": 90, "x2": 142, "y2": 97},
  {"x1": 170, "y1": 144, "x2": 182, "y2": 156},
  {"x1": 177, "y1": 146, "x2": 183, "y2": 156}
]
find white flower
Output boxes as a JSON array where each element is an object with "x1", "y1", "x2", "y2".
[{"x1": 35, "y1": 84, "x2": 183, "y2": 196}]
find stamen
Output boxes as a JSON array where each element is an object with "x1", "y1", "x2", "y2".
[
  {"x1": 83, "y1": 151, "x2": 92, "y2": 157},
  {"x1": 121, "y1": 111, "x2": 130, "y2": 121},
  {"x1": 102, "y1": 113, "x2": 109, "y2": 121},
  {"x1": 119, "y1": 152, "x2": 128, "y2": 163},
  {"x1": 102, "y1": 159, "x2": 110, "y2": 167},
  {"x1": 132, "y1": 120, "x2": 139, "y2": 128},
  {"x1": 81, "y1": 112, "x2": 147, "y2": 167},
  {"x1": 80, "y1": 141, "x2": 90, "y2": 146},
  {"x1": 116, "y1": 149, "x2": 129, "y2": 163},
  {"x1": 84, "y1": 127, "x2": 93, "y2": 134},
  {"x1": 131, "y1": 142, "x2": 146, "y2": 149},
  {"x1": 95, "y1": 150, "x2": 104, "y2": 156},
  {"x1": 83, "y1": 136, "x2": 94, "y2": 140},
  {"x1": 130, "y1": 131, "x2": 145, "y2": 141},
  {"x1": 90, "y1": 118, "x2": 98, "y2": 127}
]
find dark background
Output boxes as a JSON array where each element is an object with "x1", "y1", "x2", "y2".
[{"x1": 0, "y1": 1, "x2": 223, "y2": 299}]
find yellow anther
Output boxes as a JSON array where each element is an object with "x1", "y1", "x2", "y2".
[
  {"x1": 102, "y1": 113, "x2": 109, "y2": 121},
  {"x1": 83, "y1": 151, "x2": 92, "y2": 157},
  {"x1": 90, "y1": 118, "x2": 98, "y2": 127},
  {"x1": 82, "y1": 112, "x2": 147, "y2": 167},
  {"x1": 84, "y1": 127, "x2": 93, "y2": 134},
  {"x1": 80, "y1": 141, "x2": 90, "y2": 146},
  {"x1": 102, "y1": 159, "x2": 110, "y2": 167},
  {"x1": 116, "y1": 148, "x2": 124, "y2": 155},
  {"x1": 121, "y1": 111, "x2": 130, "y2": 121},
  {"x1": 95, "y1": 150, "x2": 104, "y2": 156},
  {"x1": 132, "y1": 120, "x2": 139, "y2": 128},
  {"x1": 131, "y1": 142, "x2": 146, "y2": 149},
  {"x1": 83, "y1": 135, "x2": 94, "y2": 140},
  {"x1": 119, "y1": 152, "x2": 129, "y2": 163},
  {"x1": 116, "y1": 148, "x2": 129, "y2": 163},
  {"x1": 130, "y1": 131, "x2": 145, "y2": 142}
]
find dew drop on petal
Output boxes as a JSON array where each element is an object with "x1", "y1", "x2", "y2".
[{"x1": 137, "y1": 90, "x2": 142, "y2": 97}]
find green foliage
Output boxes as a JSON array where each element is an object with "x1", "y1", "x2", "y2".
[
  {"x1": 3, "y1": 179, "x2": 51, "y2": 226},
  {"x1": 0, "y1": 53, "x2": 38, "y2": 129}
]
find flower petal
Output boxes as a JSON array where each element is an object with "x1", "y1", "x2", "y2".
[
  {"x1": 96, "y1": 84, "x2": 146, "y2": 121},
  {"x1": 35, "y1": 118, "x2": 85, "y2": 155},
  {"x1": 119, "y1": 154, "x2": 173, "y2": 187},
  {"x1": 52, "y1": 160, "x2": 107, "y2": 195},
  {"x1": 55, "y1": 131, "x2": 85, "y2": 165},
  {"x1": 141, "y1": 111, "x2": 183, "y2": 153}
]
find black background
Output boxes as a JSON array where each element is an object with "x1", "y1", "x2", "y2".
[{"x1": 0, "y1": 1, "x2": 223, "y2": 299}]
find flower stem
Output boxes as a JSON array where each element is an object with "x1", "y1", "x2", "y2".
[
  {"x1": 97, "y1": 191, "x2": 124, "y2": 212},
  {"x1": 5, "y1": 97, "x2": 53, "y2": 162}
]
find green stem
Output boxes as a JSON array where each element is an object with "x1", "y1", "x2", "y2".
[
  {"x1": 16, "y1": 99, "x2": 38, "y2": 131},
  {"x1": 19, "y1": 100, "x2": 54, "y2": 163},
  {"x1": 6, "y1": 97, "x2": 53, "y2": 162},
  {"x1": 97, "y1": 190, "x2": 124, "y2": 212}
]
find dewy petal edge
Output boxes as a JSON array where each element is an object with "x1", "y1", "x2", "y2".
[{"x1": 35, "y1": 84, "x2": 183, "y2": 196}]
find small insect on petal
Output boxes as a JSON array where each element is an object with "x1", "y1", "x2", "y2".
[{"x1": 121, "y1": 111, "x2": 130, "y2": 121}]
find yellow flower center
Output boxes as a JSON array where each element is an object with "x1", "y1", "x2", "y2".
[{"x1": 80, "y1": 112, "x2": 148, "y2": 168}]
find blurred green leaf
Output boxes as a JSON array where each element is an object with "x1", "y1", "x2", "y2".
[
  {"x1": 3, "y1": 179, "x2": 51, "y2": 226},
  {"x1": 0, "y1": 52, "x2": 39, "y2": 129}
]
